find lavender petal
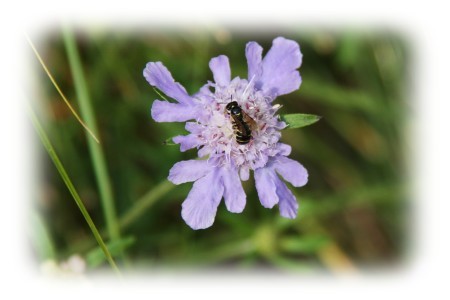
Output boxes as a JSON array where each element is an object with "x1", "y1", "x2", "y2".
[
  {"x1": 173, "y1": 134, "x2": 202, "y2": 152},
  {"x1": 254, "y1": 166, "x2": 279, "y2": 208},
  {"x1": 276, "y1": 143, "x2": 292, "y2": 156},
  {"x1": 151, "y1": 100, "x2": 198, "y2": 122},
  {"x1": 274, "y1": 176, "x2": 299, "y2": 218},
  {"x1": 168, "y1": 159, "x2": 212, "y2": 185},
  {"x1": 181, "y1": 169, "x2": 224, "y2": 230},
  {"x1": 209, "y1": 55, "x2": 231, "y2": 87},
  {"x1": 143, "y1": 62, "x2": 192, "y2": 104},
  {"x1": 239, "y1": 166, "x2": 250, "y2": 181},
  {"x1": 273, "y1": 156, "x2": 308, "y2": 187},
  {"x1": 245, "y1": 41, "x2": 263, "y2": 84},
  {"x1": 259, "y1": 37, "x2": 302, "y2": 98},
  {"x1": 221, "y1": 167, "x2": 246, "y2": 213}
]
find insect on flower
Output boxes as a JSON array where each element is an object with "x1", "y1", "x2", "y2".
[
  {"x1": 225, "y1": 100, "x2": 257, "y2": 145},
  {"x1": 144, "y1": 36, "x2": 308, "y2": 229}
]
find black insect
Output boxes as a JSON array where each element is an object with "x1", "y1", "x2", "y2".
[{"x1": 225, "y1": 101, "x2": 256, "y2": 145}]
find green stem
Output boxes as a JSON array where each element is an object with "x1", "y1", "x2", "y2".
[
  {"x1": 62, "y1": 25, "x2": 121, "y2": 243},
  {"x1": 60, "y1": 180, "x2": 174, "y2": 257},
  {"x1": 119, "y1": 180, "x2": 174, "y2": 230},
  {"x1": 27, "y1": 104, "x2": 121, "y2": 275}
]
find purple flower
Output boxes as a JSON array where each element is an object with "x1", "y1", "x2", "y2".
[{"x1": 143, "y1": 37, "x2": 308, "y2": 229}]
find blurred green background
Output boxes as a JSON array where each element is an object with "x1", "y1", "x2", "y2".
[{"x1": 29, "y1": 26, "x2": 409, "y2": 274}]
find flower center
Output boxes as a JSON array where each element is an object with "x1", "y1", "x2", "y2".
[{"x1": 197, "y1": 77, "x2": 286, "y2": 171}]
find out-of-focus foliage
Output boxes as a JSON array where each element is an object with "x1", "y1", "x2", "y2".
[{"x1": 30, "y1": 26, "x2": 409, "y2": 274}]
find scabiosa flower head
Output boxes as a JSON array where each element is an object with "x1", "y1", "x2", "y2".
[{"x1": 144, "y1": 37, "x2": 308, "y2": 229}]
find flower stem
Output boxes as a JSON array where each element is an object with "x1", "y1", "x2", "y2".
[
  {"x1": 119, "y1": 180, "x2": 174, "y2": 230},
  {"x1": 62, "y1": 25, "x2": 121, "y2": 245}
]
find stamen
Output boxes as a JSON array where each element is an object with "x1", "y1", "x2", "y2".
[{"x1": 241, "y1": 75, "x2": 256, "y2": 100}]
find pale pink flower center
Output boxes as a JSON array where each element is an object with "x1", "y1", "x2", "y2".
[{"x1": 196, "y1": 78, "x2": 285, "y2": 172}]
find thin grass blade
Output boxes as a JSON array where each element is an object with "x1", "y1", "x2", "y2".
[
  {"x1": 27, "y1": 103, "x2": 121, "y2": 275},
  {"x1": 25, "y1": 34, "x2": 100, "y2": 144}
]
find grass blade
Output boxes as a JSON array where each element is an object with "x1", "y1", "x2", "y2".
[
  {"x1": 62, "y1": 25, "x2": 121, "y2": 244},
  {"x1": 29, "y1": 211, "x2": 56, "y2": 261},
  {"x1": 25, "y1": 34, "x2": 100, "y2": 144},
  {"x1": 27, "y1": 103, "x2": 121, "y2": 275},
  {"x1": 86, "y1": 236, "x2": 135, "y2": 268},
  {"x1": 152, "y1": 87, "x2": 169, "y2": 101}
]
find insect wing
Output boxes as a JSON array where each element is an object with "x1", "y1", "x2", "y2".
[
  {"x1": 230, "y1": 114, "x2": 248, "y2": 135},
  {"x1": 241, "y1": 110, "x2": 257, "y2": 132}
]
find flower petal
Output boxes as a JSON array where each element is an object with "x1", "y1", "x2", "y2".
[
  {"x1": 276, "y1": 143, "x2": 292, "y2": 156},
  {"x1": 273, "y1": 156, "x2": 308, "y2": 187},
  {"x1": 259, "y1": 37, "x2": 302, "y2": 98},
  {"x1": 173, "y1": 134, "x2": 202, "y2": 152},
  {"x1": 151, "y1": 100, "x2": 198, "y2": 122},
  {"x1": 239, "y1": 166, "x2": 250, "y2": 181},
  {"x1": 221, "y1": 167, "x2": 246, "y2": 213},
  {"x1": 254, "y1": 167, "x2": 279, "y2": 208},
  {"x1": 143, "y1": 62, "x2": 193, "y2": 104},
  {"x1": 274, "y1": 176, "x2": 299, "y2": 219},
  {"x1": 196, "y1": 83, "x2": 215, "y2": 97},
  {"x1": 209, "y1": 55, "x2": 231, "y2": 87},
  {"x1": 185, "y1": 122, "x2": 203, "y2": 133},
  {"x1": 168, "y1": 160, "x2": 212, "y2": 184},
  {"x1": 181, "y1": 169, "x2": 224, "y2": 230},
  {"x1": 245, "y1": 41, "x2": 263, "y2": 82}
]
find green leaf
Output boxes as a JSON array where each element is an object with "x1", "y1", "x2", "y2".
[
  {"x1": 86, "y1": 236, "x2": 136, "y2": 268},
  {"x1": 280, "y1": 113, "x2": 322, "y2": 129}
]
